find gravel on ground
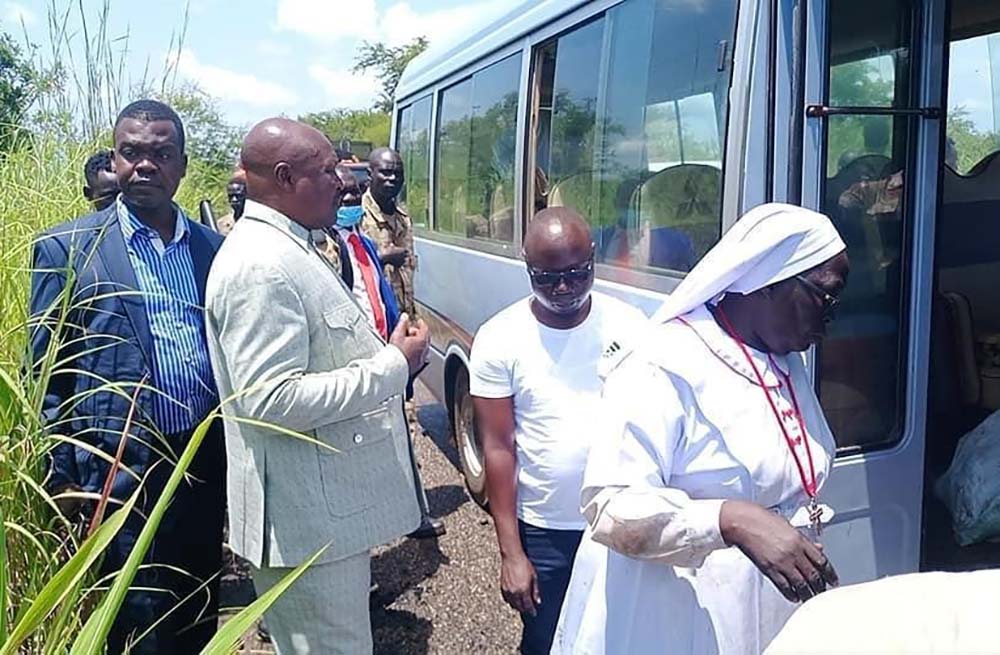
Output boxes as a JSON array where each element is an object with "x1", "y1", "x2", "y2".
[{"x1": 223, "y1": 381, "x2": 521, "y2": 654}]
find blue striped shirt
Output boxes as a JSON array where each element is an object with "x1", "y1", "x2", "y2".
[{"x1": 117, "y1": 198, "x2": 217, "y2": 434}]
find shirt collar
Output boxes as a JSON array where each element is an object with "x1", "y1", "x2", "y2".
[
  {"x1": 362, "y1": 189, "x2": 407, "y2": 224},
  {"x1": 676, "y1": 304, "x2": 788, "y2": 388},
  {"x1": 240, "y1": 199, "x2": 315, "y2": 253},
  {"x1": 116, "y1": 196, "x2": 189, "y2": 245}
]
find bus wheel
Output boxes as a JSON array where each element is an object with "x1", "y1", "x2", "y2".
[{"x1": 452, "y1": 366, "x2": 488, "y2": 508}]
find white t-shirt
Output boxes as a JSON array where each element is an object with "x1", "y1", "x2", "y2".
[{"x1": 469, "y1": 292, "x2": 648, "y2": 530}]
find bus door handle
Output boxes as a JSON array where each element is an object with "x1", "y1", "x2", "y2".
[{"x1": 805, "y1": 104, "x2": 942, "y2": 119}]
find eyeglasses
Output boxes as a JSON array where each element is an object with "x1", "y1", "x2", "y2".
[
  {"x1": 795, "y1": 275, "x2": 840, "y2": 321},
  {"x1": 527, "y1": 259, "x2": 594, "y2": 286}
]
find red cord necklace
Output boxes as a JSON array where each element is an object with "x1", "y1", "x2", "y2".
[{"x1": 710, "y1": 307, "x2": 823, "y2": 533}]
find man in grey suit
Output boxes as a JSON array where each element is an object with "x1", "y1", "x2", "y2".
[{"x1": 205, "y1": 118, "x2": 429, "y2": 654}]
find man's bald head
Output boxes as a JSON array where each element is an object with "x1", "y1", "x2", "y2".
[
  {"x1": 523, "y1": 207, "x2": 596, "y2": 319},
  {"x1": 229, "y1": 166, "x2": 246, "y2": 186},
  {"x1": 368, "y1": 147, "x2": 400, "y2": 168},
  {"x1": 240, "y1": 118, "x2": 342, "y2": 229},
  {"x1": 524, "y1": 207, "x2": 594, "y2": 266}
]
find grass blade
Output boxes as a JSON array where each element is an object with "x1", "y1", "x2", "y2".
[
  {"x1": 199, "y1": 544, "x2": 329, "y2": 654},
  {"x1": 70, "y1": 413, "x2": 216, "y2": 654},
  {"x1": 0, "y1": 490, "x2": 137, "y2": 655},
  {"x1": 0, "y1": 508, "x2": 8, "y2": 645}
]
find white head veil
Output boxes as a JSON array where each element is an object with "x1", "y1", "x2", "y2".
[{"x1": 651, "y1": 203, "x2": 846, "y2": 323}]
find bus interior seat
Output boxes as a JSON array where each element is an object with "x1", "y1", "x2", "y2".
[
  {"x1": 937, "y1": 148, "x2": 1000, "y2": 333},
  {"x1": 630, "y1": 164, "x2": 720, "y2": 264},
  {"x1": 549, "y1": 172, "x2": 638, "y2": 263}
]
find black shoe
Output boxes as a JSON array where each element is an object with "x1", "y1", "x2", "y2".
[
  {"x1": 408, "y1": 517, "x2": 446, "y2": 539},
  {"x1": 257, "y1": 620, "x2": 271, "y2": 643}
]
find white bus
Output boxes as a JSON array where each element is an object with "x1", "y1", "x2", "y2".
[{"x1": 392, "y1": 0, "x2": 1000, "y2": 583}]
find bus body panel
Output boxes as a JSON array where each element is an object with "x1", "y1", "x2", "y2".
[{"x1": 396, "y1": 0, "x2": 996, "y2": 585}]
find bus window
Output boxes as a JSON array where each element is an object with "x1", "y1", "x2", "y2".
[
  {"x1": 396, "y1": 96, "x2": 432, "y2": 228},
  {"x1": 924, "y1": 0, "x2": 1000, "y2": 571},
  {"x1": 433, "y1": 53, "x2": 521, "y2": 243},
  {"x1": 818, "y1": 0, "x2": 912, "y2": 449},
  {"x1": 531, "y1": 0, "x2": 738, "y2": 275}
]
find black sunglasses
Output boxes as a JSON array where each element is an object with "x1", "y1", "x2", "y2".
[
  {"x1": 795, "y1": 275, "x2": 840, "y2": 321},
  {"x1": 527, "y1": 259, "x2": 594, "y2": 286}
]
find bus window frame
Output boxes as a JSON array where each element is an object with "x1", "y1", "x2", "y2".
[
  {"x1": 396, "y1": 0, "x2": 748, "y2": 295},
  {"x1": 407, "y1": 41, "x2": 527, "y2": 259},
  {"x1": 394, "y1": 94, "x2": 434, "y2": 228},
  {"x1": 807, "y1": 0, "x2": 942, "y2": 458},
  {"x1": 519, "y1": 0, "x2": 743, "y2": 290}
]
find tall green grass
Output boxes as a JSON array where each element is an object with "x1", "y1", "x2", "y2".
[{"x1": 0, "y1": 1, "x2": 300, "y2": 650}]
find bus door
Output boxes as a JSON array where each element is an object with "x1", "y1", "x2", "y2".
[{"x1": 798, "y1": 0, "x2": 946, "y2": 582}]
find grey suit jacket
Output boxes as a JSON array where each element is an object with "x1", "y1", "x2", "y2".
[{"x1": 205, "y1": 199, "x2": 420, "y2": 568}]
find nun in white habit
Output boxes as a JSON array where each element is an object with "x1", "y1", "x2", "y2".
[{"x1": 552, "y1": 203, "x2": 849, "y2": 655}]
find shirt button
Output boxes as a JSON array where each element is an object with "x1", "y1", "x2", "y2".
[{"x1": 353, "y1": 433, "x2": 364, "y2": 445}]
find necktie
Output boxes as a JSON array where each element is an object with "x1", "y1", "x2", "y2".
[{"x1": 347, "y1": 232, "x2": 387, "y2": 339}]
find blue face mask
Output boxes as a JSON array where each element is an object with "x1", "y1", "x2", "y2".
[{"x1": 336, "y1": 204, "x2": 365, "y2": 227}]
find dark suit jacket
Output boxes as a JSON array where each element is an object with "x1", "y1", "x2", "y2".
[{"x1": 29, "y1": 205, "x2": 223, "y2": 502}]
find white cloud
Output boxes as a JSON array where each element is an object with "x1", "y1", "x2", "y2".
[
  {"x1": 274, "y1": 0, "x2": 513, "y2": 49},
  {"x1": 381, "y1": 0, "x2": 511, "y2": 48},
  {"x1": 4, "y1": 1, "x2": 36, "y2": 26},
  {"x1": 172, "y1": 49, "x2": 299, "y2": 108},
  {"x1": 275, "y1": 0, "x2": 377, "y2": 40},
  {"x1": 308, "y1": 63, "x2": 379, "y2": 109},
  {"x1": 256, "y1": 39, "x2": 293, "y2": 58}
]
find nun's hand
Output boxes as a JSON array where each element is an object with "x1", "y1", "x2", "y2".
[{"x1": 720, "y1": 500, "x2": 839, "y2": 603}]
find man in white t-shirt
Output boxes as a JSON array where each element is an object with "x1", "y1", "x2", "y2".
[{"x1": 470, "y1": 207, "x2": 647, "y2": 655}]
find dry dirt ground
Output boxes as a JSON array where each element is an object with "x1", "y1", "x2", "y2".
[{"x1": 222, "y1": 381, "x2": 521, "y2": 654}]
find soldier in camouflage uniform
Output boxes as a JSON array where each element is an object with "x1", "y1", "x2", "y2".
[
  {"x1": 362, "y1": 147, "x2": 445, "y2": 539},
  {"x1": 216, "y1": 167, "x2": 246, "y2": 237}
]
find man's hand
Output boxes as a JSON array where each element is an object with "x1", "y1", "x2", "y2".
[
  {"x1": 380, "y1": 246, "x2": 409, "y2": 268},
  {"x1": 500, "y1": 551, "x2": 541, "y2": 616},
  {"x1": 720, "y1": 500, "x2": 839, "y2": 603},
  {"x1": 389, "y1": 313, "x2": 429, "y2": 376}
]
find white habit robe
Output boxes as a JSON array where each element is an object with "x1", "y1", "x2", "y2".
[{"x1": 552, "y1": 304, "x2": 837, "y2": 655}]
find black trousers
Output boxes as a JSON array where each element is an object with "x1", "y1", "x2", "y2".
[
  {"x1": 518, "y1": 521, "x2": 584, "y2": 655},
  {"x1": 102, "y1": 421, "x2": 226, "y2": 655}
]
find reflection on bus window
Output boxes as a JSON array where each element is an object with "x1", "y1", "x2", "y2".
[
  {"x1": 531, "y1": 0, "x2": 738, "y2": 275},
  {"x1": 819, "y1": 0, "x2": 911, "y2": 449},
  {"x1": 946, "y1": 33, "x2": 1000, "y2": 175},
  {"x1": 396, "y1": 96, "x2": 432, "y2": 227},
  {"x1": 434, "y1": 54, "x2": 520, "y2": 243}
]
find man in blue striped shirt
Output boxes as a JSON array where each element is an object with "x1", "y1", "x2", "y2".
[{"x1": 30, "y1": 99, "x2": 225, "y2": 654}]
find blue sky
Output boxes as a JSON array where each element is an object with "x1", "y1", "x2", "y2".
[
  {"x1": 6, "y1": 1, "x2": 999, "y2": 135},
  {"x1": 8, "y1": 0, "x2": 513, "y2": 126}
]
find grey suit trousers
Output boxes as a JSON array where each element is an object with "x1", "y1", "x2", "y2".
[{"x1": 252, "y1": 551, "x2": 372, "y2": 655}]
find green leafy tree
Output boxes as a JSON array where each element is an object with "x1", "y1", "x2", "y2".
[
  {"x1": 353, "y1": 36, "x2": 429, "y2": 112},
  {"x1": 826, "y1": 59, "x2": 896, "y2": 176},
  {"x1": 156, "y1": 84, "x2": 243, "y2": 171},
  {"x1": 299, "y1": 107, "x2": 391, "y2": 150},
  {"x1": 947, "y1": 106, "x2": 1000, "y2": 174},
  {"x1": 0, "y1": 32, "x2": 40, "y2": 150}
]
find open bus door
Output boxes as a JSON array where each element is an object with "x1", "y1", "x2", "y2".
[{"x1": 796, "y1": 0, "x2": 946, "y2": 583}]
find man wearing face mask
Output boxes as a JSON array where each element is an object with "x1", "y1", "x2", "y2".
[
  {"x1": 321, "y1": 165, "x2": 442, "y2": 539},
  {"x1": 470, "y1": 208, "x2": 647, "y2": 655},
  {"x1": 314, "y1": 165, "x2": 399, "y2": 333}
]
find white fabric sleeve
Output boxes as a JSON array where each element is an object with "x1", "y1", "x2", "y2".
[
  {"x1": 468, "y1": 322, "x2": 514, "y2": 398},
  {"x1": 581, "y1": 360, "x2": 727, "y2": 568}
]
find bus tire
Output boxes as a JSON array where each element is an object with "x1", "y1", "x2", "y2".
[{"x1": 452, "y1": 365, "x2": 488, "y2": 508}]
